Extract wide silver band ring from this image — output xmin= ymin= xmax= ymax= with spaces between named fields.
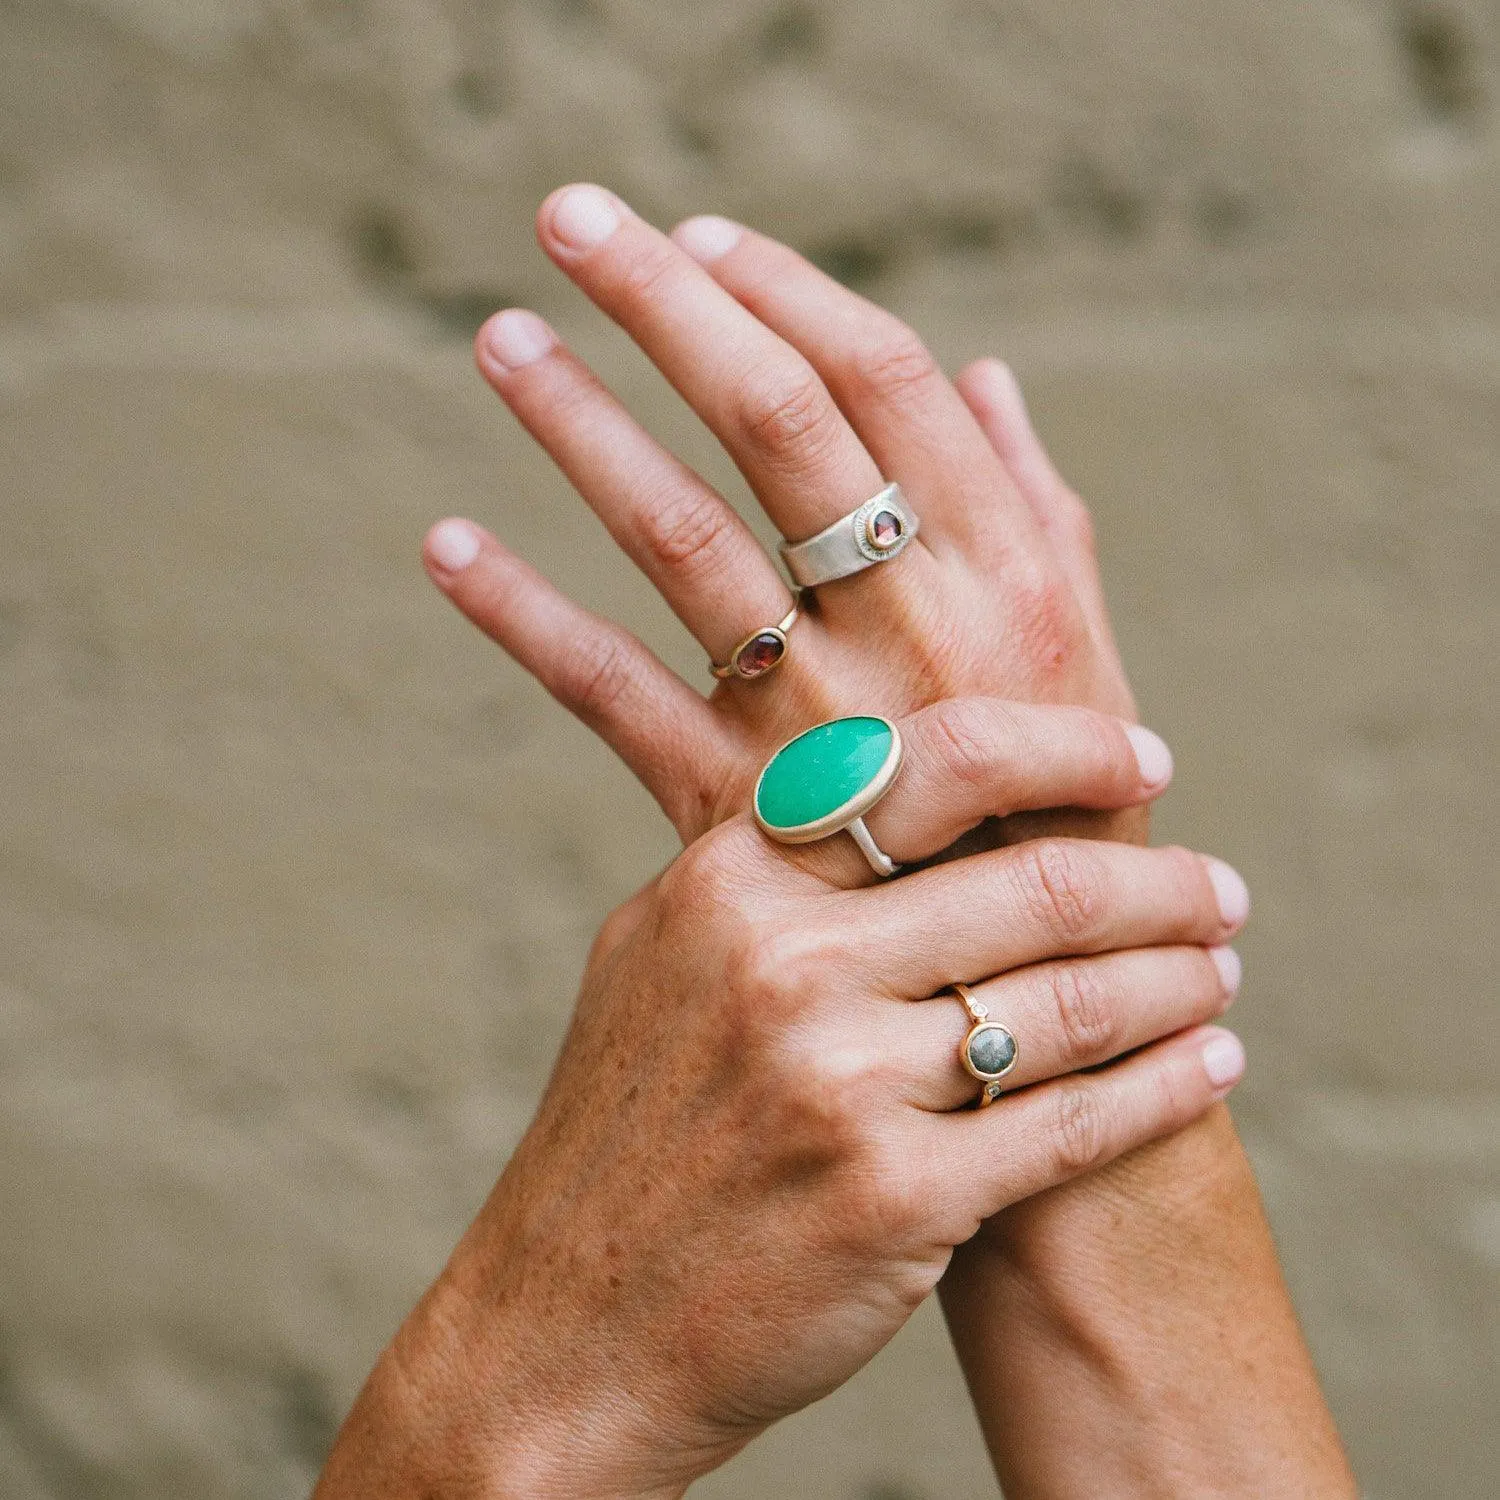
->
xmin=778 ymin=483 xmax=919 ymax=589
xmin=710 ymin=599 xmax=801 ymax=681
xmin=951 ymin=982 xmax=1019 ymax=1107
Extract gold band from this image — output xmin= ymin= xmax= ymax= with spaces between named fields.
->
xmin=710 ymin=599 xmax=801 ymax=681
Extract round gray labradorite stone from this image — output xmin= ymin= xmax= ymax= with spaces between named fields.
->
xmin=966 ymin=1024 xmax=1017 ymax=1078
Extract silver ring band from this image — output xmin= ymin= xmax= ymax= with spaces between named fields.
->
xmin=778 ymin=483 xmax=919 ymax=589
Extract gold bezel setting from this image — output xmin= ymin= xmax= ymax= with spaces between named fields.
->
xmin=710 ymin=599 xmax=801 ymax=681
xmin=961 ymin=1021 xmax=1020 ymax=1084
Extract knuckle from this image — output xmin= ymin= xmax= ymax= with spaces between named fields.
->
xmin=759 ymin=1042 xmax=871 ymax=1170
xmin=1158 ymin=845 xmax=1214 ymax=929
xmin=1076 ymin=709 xmax=1132 ymax=787
xmin=1015 ymin=840 xmax=1104 ymax=943
xmin=850 ymin=1146 xmax=929 ymax=1249
xmin=662 ymin=821 xmax=752 ymax=907
xmin=1048 ymin=962 xmax=1119 ymax=1064
xmin=612 ymin=243 xmax=681 ymax=305
xmin=721 ymin=922 xmax=826 ymax=1025
xmin=558 ymin=630 xmax=639 ymax=722
xmin=1051 ymin=1084 xmax=1110 ymax=1177
xmin=1149 ymin=1059 xmax=1194 ymax=1130
xmin=1006 ymin=561 xmax=1084 ymax=685
xmin=927 ymin=699 xmax=1001 ymax=791
xmin=736 ymin=363 xmax=841 ymax=463
xmin=641 ymin=487 xmax=734 ymax=581
xmin=845 ymin=324 xmax=941 ymax=403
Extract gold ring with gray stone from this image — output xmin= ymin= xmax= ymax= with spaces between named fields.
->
xmin=778 ymin=482 xmax=919 ymax=589
xmin=951 ymin=982 xmax=1019 ymax=1107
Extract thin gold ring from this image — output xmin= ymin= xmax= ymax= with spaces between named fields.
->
xmin=951 ymin=982 xmax=1019 ymax=1107
xmin=710 ymin=599 xmax=801 ymax=681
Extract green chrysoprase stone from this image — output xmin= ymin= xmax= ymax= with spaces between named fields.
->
xmin=755 ymin=716 xmax=894 ymax=831
xmin=967 ymin=1025 xmax=1017 ymax=1078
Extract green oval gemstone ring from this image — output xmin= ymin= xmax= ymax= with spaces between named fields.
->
xmin=753 ymin=714 xmax=904 ymax=877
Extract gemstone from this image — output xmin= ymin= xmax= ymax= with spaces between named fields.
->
xmin=755 ymin=716 xmax=896 ymax=832
xmin=966 ymin=1024 xmax=1017 ymax=1079
xmin=868 ymin=509 xmax=903 ymax=550
xmin=735 ymin=631 xmax=786 ymax=678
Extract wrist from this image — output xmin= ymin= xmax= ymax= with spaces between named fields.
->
xmin=942 ymin=1109 xmax=1357 ymax=1498
xmin=317 ymin=1268 xmax=688 ymax=1500
xmin=971 ymin=1103 xmax=1248 ymax=1274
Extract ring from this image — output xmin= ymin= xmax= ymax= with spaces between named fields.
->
xmin=710 ymin=598 xmax=801 ymax=681
xmin=951 ymin=982 xmax=1018 ymax=1107
xmin=753 ymin=715 xmax=903 ymax=878
xmin=778 ymin=482 xmax=919 ymax=589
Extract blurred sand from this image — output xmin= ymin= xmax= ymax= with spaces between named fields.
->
xmin=1 ymin=1 xmax=1497 ymax=1495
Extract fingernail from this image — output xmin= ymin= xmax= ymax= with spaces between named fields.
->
xmin=1201 ymin=1030 xmax=1247 ymax=1090
xmin=549 ymin=185 xmax=623 ymax=251
xmin=427 ymin=518 xmax=481 ymax=574
xmin=1209 ymin=945 xmax=1242 ymax=1000
xmin=1125 ymin=725 xmax=1174 ymax=790
xmin=1204 ymin=857 xmax=1251 ymax=928
xmin=673 ymin=215 xmax=744 ymax=263
xmin=482 ymin=309 xmax=557 ymax=371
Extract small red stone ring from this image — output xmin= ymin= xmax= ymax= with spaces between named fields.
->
xmin=710 ymin=598 xmax=802 ymax=682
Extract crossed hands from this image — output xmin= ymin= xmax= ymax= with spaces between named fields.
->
xmin=315 ymin=186 xmax=1352 ymax=1500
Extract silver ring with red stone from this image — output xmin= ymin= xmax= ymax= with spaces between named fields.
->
xmin=778 ymin=482 xmax=919 ymax=590
xmin=711 ymin=599 xmax=801 ymax=681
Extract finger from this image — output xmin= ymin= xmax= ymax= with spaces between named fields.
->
xmin=860 ymin=699 xmax=1174 ymax=864
xmin=537 ymin=185 xmax=894 ymax=553
xmin=424 ymin=518 xmax=728 ymax=836
xmin=846 ymin=839 xmax=1252 ymax=998
xmin=672 ymin=216 xmax=1045 ymax=553
xmin=954 ymin=357 xmax=1118 ymax=657
xmin=885 ymin=944 xmax=1241 ymax=1113
xmin=473 ymin=308 xmax=793 ymax=667
xmin=917 ymin=1026 xmax=1247 ymax=1231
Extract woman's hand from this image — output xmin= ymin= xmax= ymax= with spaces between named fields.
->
xmin=315 ymin=702 xmax=1246 ymax=1500
xmin=423 ymin=184 xmax=1139 ymax=846
xmin=406 ymin=188 xmax=1357 ymax=1497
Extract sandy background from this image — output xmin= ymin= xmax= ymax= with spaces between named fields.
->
xmin=1 ymin=1 xmax=1497 ymax=1495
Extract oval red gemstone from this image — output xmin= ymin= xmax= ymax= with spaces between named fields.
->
xmin=869 ymin=509 xmax=902 ymax=549
xmin=736 ymin=632 xmax=786 ymax=677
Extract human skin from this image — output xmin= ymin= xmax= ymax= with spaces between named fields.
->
xmin=316 ymin=699 xmax=1250 ymax=1498
xmin=415 ymin=185 xmax=1357 ymax=1495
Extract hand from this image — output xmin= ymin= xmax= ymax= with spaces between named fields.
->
xmin=408 ymin=188 xmax=1356 ymax=1497
xmin=314 ymin=701 xmax=1246 ymax=1500
xmin=423 ymin=184 xmax=1142 ymax=847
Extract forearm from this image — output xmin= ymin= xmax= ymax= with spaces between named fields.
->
xmin=940 ymin=1107 xmax=1356 ymax=1498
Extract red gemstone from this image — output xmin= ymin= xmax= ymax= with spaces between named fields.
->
xmin=869 ymin=509 xmax=902 ymax=549
xmin=736 ymin=632 xmax=786 ymax=678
